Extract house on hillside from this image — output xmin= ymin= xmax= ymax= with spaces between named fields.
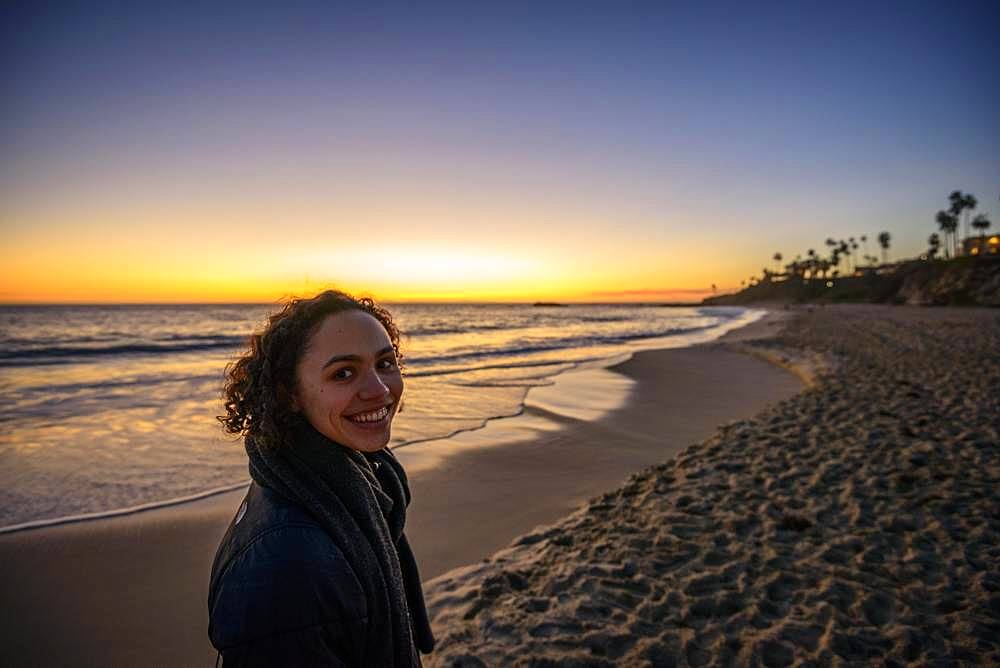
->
xmin=963 ymin=235 xmax=999 ymax=256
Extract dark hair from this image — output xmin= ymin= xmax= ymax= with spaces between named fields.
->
xmin=218 ymin=289 xmax=403 ymax=449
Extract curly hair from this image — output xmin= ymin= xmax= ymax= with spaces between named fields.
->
xmin=218 ymin=289 xmax=403 ymax=449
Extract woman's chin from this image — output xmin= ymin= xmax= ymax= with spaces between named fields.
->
xmin=342 ymin=427 xmax=391 ymax=452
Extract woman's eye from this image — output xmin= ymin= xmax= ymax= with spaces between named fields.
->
xmin=378 ymin=357 xmax=398 ymax=370
xmin=332 ymin=367 xmax=355 ymax=380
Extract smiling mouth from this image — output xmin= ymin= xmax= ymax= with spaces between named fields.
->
xmin=345 ymin=404 xmax=391 ymax=425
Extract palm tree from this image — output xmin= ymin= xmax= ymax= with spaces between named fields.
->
xmin=948 ymin=191 xmax=964 ymax=246
xmin=962 ymin=193 xmax=978 ymax=243
xmin=850 ymin=238 xmax=859 ymax=273
xmin=927 ymin=233 xmax=941 ymax=259
xmin=877 ymin=231 xmax=891 ymax=263
xmin=948 ymin=190 xmax=977 ymax=252
xmin=773 ymin=252 xmax=782 ymax=274
xmin=860 ymin=234 xmax=869 ymax=260
xmin=936 ymin=210 xmax=958 ymax=258
xmin=838 ymin=240 xmax=850 ymax=274
xmin=971 ymin=214 xmax=991 ymax=250
xmin=948 ymin=190 xmax=965 ymax=257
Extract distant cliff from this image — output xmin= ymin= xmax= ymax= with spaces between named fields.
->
xmin=703 ymin=256 xmax=1000 ymax=307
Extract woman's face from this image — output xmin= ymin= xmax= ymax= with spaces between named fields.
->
xmin=291 ymin=309 xmax=403 ymax=453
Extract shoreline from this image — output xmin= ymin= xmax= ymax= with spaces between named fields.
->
xmin=0 ymin=306 xmax=767 ymax=536
xmin=0 ymin=309 xmax=806 ymax=666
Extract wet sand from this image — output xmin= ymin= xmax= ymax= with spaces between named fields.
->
xmin=0 ymin=312 xmax=803 ymax=666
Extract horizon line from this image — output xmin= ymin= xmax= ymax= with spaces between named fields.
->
xmin=0 ymin=299 xmax=713 ymax=307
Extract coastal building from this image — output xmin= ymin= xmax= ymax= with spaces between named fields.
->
xmin=962 ymin=235 xmax=1000 ymax=256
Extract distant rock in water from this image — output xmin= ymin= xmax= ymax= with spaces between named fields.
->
xmin=703 ymin=256 xmax=1000 ymax=307
xmin=532 ymin=302 xmax=567 ymax=307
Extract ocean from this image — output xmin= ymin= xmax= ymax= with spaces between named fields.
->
xmin=0 ymin=303 xmax=762 ymax=530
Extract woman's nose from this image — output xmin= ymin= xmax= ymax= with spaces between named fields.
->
xmin=357 ymin=367 xmax=390 ymax=399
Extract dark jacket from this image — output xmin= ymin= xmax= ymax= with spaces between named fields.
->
xmin=208 ymin=481 xmax=397 ymax=666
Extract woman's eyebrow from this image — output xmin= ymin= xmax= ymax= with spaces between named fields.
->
xmin=322 ymin=345 xmax=394 ymax=369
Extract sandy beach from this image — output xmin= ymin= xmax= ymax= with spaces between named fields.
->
xmin=423 ymin=305 xmax=1000 ymax=666
xmin=0 ymin=311 xmax=802 ymax=666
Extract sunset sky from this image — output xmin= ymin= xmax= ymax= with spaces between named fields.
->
xmin=2 ymin=2 xmax=998 ymax=303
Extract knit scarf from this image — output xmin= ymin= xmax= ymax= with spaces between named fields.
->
xmin=245 ymin=421 xmax=434 ymax=666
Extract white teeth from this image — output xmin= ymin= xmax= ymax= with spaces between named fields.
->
xmin=348 ymin=406 xmax=389 ymax=423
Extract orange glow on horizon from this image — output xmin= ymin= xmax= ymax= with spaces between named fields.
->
xmin=1 ymin=214 xmax=746 ymax=304
xmin=0 ymin=278 xmax=718 ymax=305
xmin=0 ymin=226 xmax=736 ymax=303
xmin=0 ymin=263 xmax=722 ymax=305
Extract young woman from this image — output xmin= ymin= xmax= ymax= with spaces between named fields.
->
xmin=208 ymin=290 xmax=434 ymax=666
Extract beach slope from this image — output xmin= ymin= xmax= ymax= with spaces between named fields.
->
xmin=423 ymin=305 xmax=1000 ymax=666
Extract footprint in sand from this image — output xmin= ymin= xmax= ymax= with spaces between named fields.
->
xmin=702 ymin=548 xmax=732 ymax=566
xmin=777 ymin=622 xmax=824 ymax=652
xmin=582 ymin=630 xmax=635 ymax=660
xmin=757 ymin=638 xmax=795 ymax=667
xmin=861 ymin=591 xmax=895 ymax=626
xmin=764 ymin=573 xmax=801 ymax=602
xmin=528 ymin=619 xmax=583 ymax=638
xmin=684 ymin=573 xmax=722 ymax=597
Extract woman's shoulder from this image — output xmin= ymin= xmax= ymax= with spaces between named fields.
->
xmin=208 ymin=484 xmax=368 ymax=649
xmin=220 ymin=483 xmax=327 ymax=552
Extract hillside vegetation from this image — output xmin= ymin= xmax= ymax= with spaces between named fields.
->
xmin=703 ymin=256 xmax=1000 ymax=307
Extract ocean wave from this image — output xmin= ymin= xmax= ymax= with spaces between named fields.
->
xmin=404 ymin=358 xmax=577 ymax=378
xmin=577 ymin=315 xmax=633 ymax=323
xmin=402 ymin=324 xmax=718 ymax=377
xmin=2 ymin=334 xmax=125 ymax=346
xmin=402 ymin=322 xmax=510 ymax=337
xmin=0 ymin=481 xmax=252 ymax=535
xmin=6 ymin=372 xmax=224 ymax=399
xmin=1 ymin=313 xmax=727 ymax=374
xmin=0 ymin=336 xmax=247 ymax=367
xmin=154 ymin=332 xmax=250 ymax=342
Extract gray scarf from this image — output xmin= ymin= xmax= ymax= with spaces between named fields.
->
xmin=245 ymin=421 xmax=434 ymax=666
